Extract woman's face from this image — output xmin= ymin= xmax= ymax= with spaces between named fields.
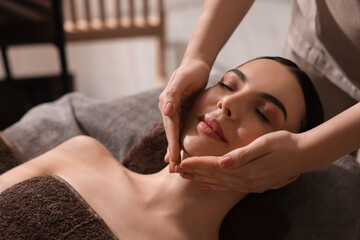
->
xmin=180 ymin=59 xmax=305 ymax=157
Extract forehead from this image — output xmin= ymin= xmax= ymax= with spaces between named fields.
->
xmin=236 ymin=59 xmax=305 ymax=131
xmin=238 ymin=59 xmax=295 ymax=86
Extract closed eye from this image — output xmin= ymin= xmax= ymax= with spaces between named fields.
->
xmin=218 ymin=81 xmax=235 ymax=92
xmin=255 ymin=108 xmax=270 ymax=123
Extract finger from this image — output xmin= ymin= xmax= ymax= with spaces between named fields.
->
xmin=199 ymin=183 xmax=245 ymax=192
xmin=159 ymin=70 xmax=184 ymax=117
xmin=162 ymin=113 xmax=181 ymax=165
xmin=219 ymin=137 xmax=272 ymax=169
xmin=180 ymin=172 xmax=219 ymax=185
xmin=174 ymin=163 xmax=181 ymax=173
xmin=180 ymin=167 xmax=237 ymax=180
xmin=180 ymin=156 xmax=221 ymax=171
xmin=180 ymin=170 xmax=247 ymax=190
xmin=181 ymin=156 xmax=270 ymax=191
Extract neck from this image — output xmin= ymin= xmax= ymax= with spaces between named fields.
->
xmin=128 ymin=152 xmax=247 ymax=238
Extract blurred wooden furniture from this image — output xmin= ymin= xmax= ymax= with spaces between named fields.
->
xmin=63 ymin=0 xmax=166 ymax=84
xmin=0 ymin=0 xmax=73 ymax=129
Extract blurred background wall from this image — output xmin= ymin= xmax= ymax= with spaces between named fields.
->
xmin=0 ymin=0 xmax=291 ymax=100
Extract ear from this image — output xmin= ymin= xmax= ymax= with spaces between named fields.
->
xmin=271 ymin=174 xmax=300 ymax=190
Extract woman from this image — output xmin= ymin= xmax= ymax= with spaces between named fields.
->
xmin=160 ymin=0 xmax=360 ymax=192
xmin=0 ymin=57 xmax=323 ymax=239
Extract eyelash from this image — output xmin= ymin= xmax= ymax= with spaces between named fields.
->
xmin=218 ymin=81 xmax=235 ymax=92
xmin=218 ymin=81 xmax=270 ymax=123
xmin=255 ymin=109 xmax=270 ymax=123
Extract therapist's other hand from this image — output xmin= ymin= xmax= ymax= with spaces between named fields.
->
xmin=180 ymin=131 xmax=306 ymax=192
xmin=159 ymin=59 xmax=210 ymax=172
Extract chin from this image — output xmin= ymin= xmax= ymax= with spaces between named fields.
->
xmin=181 ymin=134 xmax=224 ymax=158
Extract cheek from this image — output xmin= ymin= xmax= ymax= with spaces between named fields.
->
xmin=182 ymin=89 xmax=219 ymax=133
xmin=182 ymin=134 xmax=205 ymax=156
xmin=231 ymin=123 xmax=269 ymax=151
xmin=180 ymin=89 xmax=222 ymax=156
xmin=192 ymin=89 xmax=220 ymax=111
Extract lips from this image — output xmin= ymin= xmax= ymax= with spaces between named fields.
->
xmin=198 ymin=114 xmax=228 ymax=143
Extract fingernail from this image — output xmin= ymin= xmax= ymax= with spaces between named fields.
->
xmin=200 ymin=185 xmax=211 ymax=191
xmin=164 ymin=152 xmax=169 ymax=162
xmin=180 ymin=163 xmax=188 ymax=169
xmin=164 ymin=102 xmax=174 ymax=116
xmin=174 ymin=165 xmax=181 ymax=173
xmin=219 ymin=156 xmax=233 ymax=168
xmin=181 ymin=172 xmax=194 ymax=180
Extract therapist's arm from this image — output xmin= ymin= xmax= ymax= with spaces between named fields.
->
xmin=180 ymin=103 xmax=360 ymax=192
xmin=160 ymin=0 xmax=255 ymax=171
xmin=299 ymin=102 xmax=360 ymax=170
xmin=180 ymin=0 xmax=255 ymax=68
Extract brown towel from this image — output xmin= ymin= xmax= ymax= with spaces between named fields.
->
xmin=0 ymin=132 xmax=22 ymax=174
xmin=123 ymin=122 xmax=168 ymax=173
xmin=0 ymin=175 xmax=118 ymax=240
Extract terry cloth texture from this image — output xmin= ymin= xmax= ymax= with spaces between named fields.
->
xmin=4 ymin=88 xmax=164 ymax=163
xmin=123 ymin=122 xmax=168 ymax=173
xmin=123 ymin=123 xmax=360 ymax=240
xmin=0 ymin=175 xmax=118 ymax=240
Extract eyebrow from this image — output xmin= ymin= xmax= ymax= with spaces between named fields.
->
xmin=258 ymin=93 xmax=287 ymax=120
xmin=227 ymin=69 xmax=288 ymax=121
xmin=227 ymin=69 xmax=246 ymax=83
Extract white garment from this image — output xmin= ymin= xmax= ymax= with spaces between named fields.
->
xmin=287 ymin=0 xmax=360 ymax=101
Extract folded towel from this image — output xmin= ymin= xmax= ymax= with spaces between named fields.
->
xmin=4 ymin=90 xmax=163 ymax=163
xmin=123 ymin=122 xmax=168 ymax=173
xmin=0 ymin=175 xmax=118 ymax=239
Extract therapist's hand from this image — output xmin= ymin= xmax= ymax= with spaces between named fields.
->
xmin=159 ymin=59 xmax=210 ymax=172
xmin=179 ymin=130 xmax=308 ymax=192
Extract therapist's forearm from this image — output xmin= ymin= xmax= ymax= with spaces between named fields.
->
xmin=181 ymin=0 xmax=255 ymax=68
xmin=300 ymin=102 xmax=360 ymax=171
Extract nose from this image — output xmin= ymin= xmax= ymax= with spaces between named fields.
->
xmin=217 ymin=92 xmax=248 ymax=120
xmin=217 ymin=99 xmax=232 ymax=117
xmin=217 ymin=95 xmax=235 ymax=119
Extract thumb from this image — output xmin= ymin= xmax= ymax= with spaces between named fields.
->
xmin=180 ymin=155 xmax=221 ymax=170
xmin=160 ymin=71 xmax=182 ymax=117
xmin=219 ymin=137 xmax=271 ymax=169
xmin=161 ymin=90 xmax=180 ymax=117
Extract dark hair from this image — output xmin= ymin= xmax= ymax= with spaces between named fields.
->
xmin=238 ymin=56 xmax=324 ymax=132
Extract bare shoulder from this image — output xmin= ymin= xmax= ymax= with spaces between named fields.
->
xmin=55 ymin=136 xmax=113 ymax=160
xmin=0 ymin=136 xmax=119 ymax=193
xmin=51 ymin=135 xmax=120 ymax=173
